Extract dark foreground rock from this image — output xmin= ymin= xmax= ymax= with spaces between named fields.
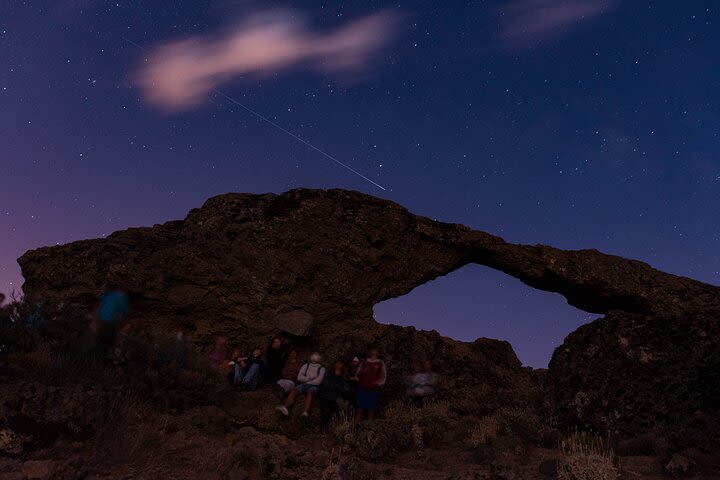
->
xmin=17 ymin=188 xmax=720 ymax=443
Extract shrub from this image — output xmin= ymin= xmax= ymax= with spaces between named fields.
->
xmin=559 ymin=431 xmax=619 ymax=480
xmin=212 ymin=442 xmax=258 ymax=474
xmin=384 ymin=400 xmax=419 ymax=425
xmin=383 ymin=399 xmax=451 ymax=446
xmin=497 ymin=406 xmax=540 ymax=439
xmin=411 ymin=424 xmax=424 ymax=450
xmin=331 ymin=410 xmax=355 ymax=446
xmin=257 ymin=405 xmax=280 ymax=431
xmin=418 ymin=400 xmax=451 ymax=442
xmin=321 ymin=462 xmax=341 ymax=480
xmin=468 ymin=414 xmax=500 ymax=447
xmin=354 ymin=420 xmax=411 ymax=460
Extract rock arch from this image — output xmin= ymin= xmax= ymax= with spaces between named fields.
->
xmin=18 ymin=188 xmax=720 ymax=442
xmin=373 ymin=263 xmax=595 ymax=367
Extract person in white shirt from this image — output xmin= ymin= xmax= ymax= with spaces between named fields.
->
xmin=406 ymin=360 xmax=438 ymax=406
xmin=277 ymin=352 xmax=325 ymax=418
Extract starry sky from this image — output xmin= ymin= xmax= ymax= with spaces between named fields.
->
xmin=1 ymin=1 xmax=718 ymax=367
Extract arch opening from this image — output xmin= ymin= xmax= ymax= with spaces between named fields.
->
xmin=373 ymin=264 xmax=597 ymax=368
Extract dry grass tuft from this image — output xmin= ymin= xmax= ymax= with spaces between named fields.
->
xmin=411 ymin=424 xmax=424 ymax=450
xmin=383 ymin=399 xmax=451 ymax=447
xmin=418 ymin=399 xmax=451 ymax=442
xmin=212 ymin=441 xmax=258 ymax=474
xmin=257 ymin=405 xmax=280 ymax=431
xmin=469 ymin=414 xmax=500 ymax=447
xmin=558 ymin=430 xmax=619 ymax=480
xmin=321 ymin=451 xmax=343 ymax=480
xmin=384 ymin=400 xmax=419 ymax=425
xmin=331 ymin=410 xmax=356 ymax=446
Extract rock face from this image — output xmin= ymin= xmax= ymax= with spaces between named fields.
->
xmin=17 ymin=188 xmax=720 ymax=441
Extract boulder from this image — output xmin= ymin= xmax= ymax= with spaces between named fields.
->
xmin=273 ymin=309 xmax=314 ymax=336
xmin=545 ymin=309 xmax=720 ymax=445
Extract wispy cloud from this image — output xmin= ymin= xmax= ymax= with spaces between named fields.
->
xmin=135 ymin=10 xmax=398 ymax=111
xmin=499 ymin=0 xmax=618 ymax=51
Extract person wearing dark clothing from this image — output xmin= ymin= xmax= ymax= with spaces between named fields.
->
xmin=0 ymin=293 xmax=9 ymax=330
xmin=94 ymin=288 xmax=129 ymax=361
xmin=319 ymin=360 xmax=350 ymax=430
xmin=264 ymin=337 xmax=287 ymax=383
xmin=277 ymin=349 xmax=302 ymax=392
xmin=233 ymin=348 xmax=265 ymax=390
xmin=347 ymin=356 xmax=361 ymax=403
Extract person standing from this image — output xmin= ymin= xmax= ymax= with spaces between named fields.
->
xmin=406 ymin=359 xmax=438 ymax=406
xmin=264 ymin=336 xmax=287 ymax=383
xmin=94 ymin=286 xmax=129 ymax=361
xmin=319 ymin=360 xmax=350 ymax=430
xmin=354 ymin=348 xmax=386 ymax=423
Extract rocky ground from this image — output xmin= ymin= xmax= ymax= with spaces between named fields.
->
xmin=1 ymin=314 xmax=718 ymax=480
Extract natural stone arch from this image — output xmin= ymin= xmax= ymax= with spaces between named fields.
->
xmin=19 ymin=188 xmax=716 ymax=329
xmin=17 ymin=188 xmax=720 ymax=443
xmin=373 ymin=263 xmax=595 ymax=367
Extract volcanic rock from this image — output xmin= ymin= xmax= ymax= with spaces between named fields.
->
xmin=17 ymin=188 xmax=720 ymax=441
xmin=22 ymin=460 xmax=56 ymax=480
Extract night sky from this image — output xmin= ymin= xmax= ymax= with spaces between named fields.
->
xmin=2 ymin=1 xmax=718 ymax=367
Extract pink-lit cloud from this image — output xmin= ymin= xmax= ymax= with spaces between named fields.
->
xmin=135 ymin=10 xmax=398 ymax=110
xmin=499 ymin=0 xmax=618 ymax=51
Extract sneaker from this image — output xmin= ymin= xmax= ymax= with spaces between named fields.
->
xmin=276 ymin=406 xmax=289 ymax=416
xmin=300 ymin=411 xmax=309 ymax=418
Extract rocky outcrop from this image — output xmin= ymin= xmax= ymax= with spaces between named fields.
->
xmin=545 ymin=308 xmax=720 ymax=445
xmin=17 ymin=188 xmax=720 ymax=441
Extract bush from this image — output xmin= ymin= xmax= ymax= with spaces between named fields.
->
xmin=382 ymin=399 xmax=452 ymax=447
xmin=384 ymin=400 xmax=418 ymax=425
xmin=354 ymin=420 xmax=411 ymax=460
xmin=559 ymin=431 xmax=619 ymax=480
xmin=468 ymin=414 xmax=500 ymax=447
xmin=497 ymin=406 xmax=540 ymax=440
xmin=257 ymin=405 xmax=280 ymax=431
xmin=331 ymin=410 xmax=355 ymax=447
xmin=418 ymin=400 xmax=451 ymax=442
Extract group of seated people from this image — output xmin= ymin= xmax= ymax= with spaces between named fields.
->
xmin=209 ymin=336 xmax=439 ymax=428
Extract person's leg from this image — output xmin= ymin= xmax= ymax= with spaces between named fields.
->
xmin=367 ymin=391 xmax=378 ymax=420
xmin=242 ymin=363 xmax=261 ymax=390
xmin=285 ymin=389 xmax=299 ymax=407
xmin=96 ymin=323 xmax=117 ymax=361
xmin=329 ymin=401 xmax=340 ymax=426
xmin=303 ymin=388 xmax=314 ymax=414
xmin=233 ymin=364 xmax=243 ymax=384
xmin=319 ymin=398 xmax=330 ymax=429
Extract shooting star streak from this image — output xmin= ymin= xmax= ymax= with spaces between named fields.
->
xmin=122 ymin=37 xmax=387 ymax=191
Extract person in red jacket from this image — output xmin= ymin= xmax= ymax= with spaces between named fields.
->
xmin=354 ymin=347 xmax=387 ymax=423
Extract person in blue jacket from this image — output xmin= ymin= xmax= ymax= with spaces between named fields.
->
xmin=95 ymin=285 xmax=129 ymax=360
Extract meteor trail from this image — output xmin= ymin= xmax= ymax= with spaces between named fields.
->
xmin=122 ymin=37 xmax=387 ymax=191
